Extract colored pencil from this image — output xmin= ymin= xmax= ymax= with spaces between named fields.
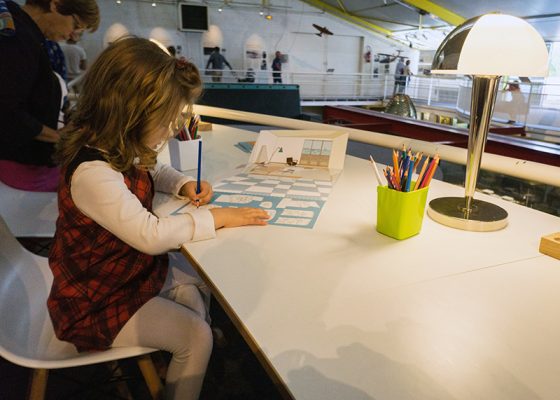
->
xmin=419 ymin=156 xmax=437 ymax=189
xmin=392 ymin=150 xmax=401 ymax=188
xmin=196 ymin=139 xmax=202 ymax=207
xmin=369 ymin=155 xmax=384 ymax=186
xmin=401 ymin=153 xmax=410 ymax=187
xmin=413 ymin=152 xmax=422 ymax=172
xmin=382 ymin=147 xmax=438 ymax=192
xmin=405 ymin=159 xmax=414 ymax=192
xmin=420 ymin=155 xmax=439 ymax=188
xmin=413 ymin=156 xmax=430 ymax=191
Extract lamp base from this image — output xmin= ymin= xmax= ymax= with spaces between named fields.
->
xmin=427 ymin=197 xmax=508 ymax=232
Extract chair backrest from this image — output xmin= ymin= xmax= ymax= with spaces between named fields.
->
xmin=0 ymin=216 xmax=77 ymax=367
xmin=0 ymin=181 xmax=57 ymax=237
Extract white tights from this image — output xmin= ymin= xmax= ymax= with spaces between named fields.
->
xmin=113 ymin=252 xmax=213 ymax=400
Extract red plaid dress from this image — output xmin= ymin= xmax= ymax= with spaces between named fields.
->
xmin=47 ymin=148 xmax=168 ymax=352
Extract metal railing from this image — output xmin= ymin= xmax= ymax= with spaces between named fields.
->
xmin=200 ymin=69 xmax=560 ymax=138
xmin=405 ymin=76 xmax=560 ymax=142
xmin=193 ymin=104 xmax=560 ymax=187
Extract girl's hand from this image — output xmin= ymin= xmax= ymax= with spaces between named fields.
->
xmin=180 ymin=180 xmax=213 ymax=206
xmin=210 ymin=207 xmax=270 ymax=229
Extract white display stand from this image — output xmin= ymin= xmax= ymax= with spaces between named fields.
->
xmin=248 ymin=129 xmax=349 ymax=181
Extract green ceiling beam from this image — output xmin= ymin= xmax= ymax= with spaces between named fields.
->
xmin=300 ymin=0 xmax=393 ymax=36
xmin=402 ymin=0 xmax=465 ymax=26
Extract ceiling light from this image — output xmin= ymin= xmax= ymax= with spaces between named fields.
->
xmin=151 ymin=2 xmax=156 ymax=6
xmin=218 ymin=7 xmax=223 ymax=12
xmin=116 ymin=0 xmax=121 ymax=3
xmin=259 ymin=10 xmax=264 ymax=15
xmin=265 ymin=14 xmax=272 ymax=20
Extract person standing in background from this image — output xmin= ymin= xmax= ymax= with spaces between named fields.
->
xmin=404 ymin=59 xmax=413 ymax=87
xmin=61 ymin=32 xmax=87 ymax=82
xmin=394 ymin=57 xmax=405 ymax=94
xmin=272 ymin=51 xmax=282 ymax=83
xmin=205 ymin=46 xmax=232 ymax=82
xmin=0 ymin=0 xmax=99 ymax=192
xmin=260 ymin=51 xmax=267 ymax=71
xmin=0 ymin=0 xmax=15 ymax=36
xmin=45 ymin=39 xmax=67 ymax=81
xmin=44 ymin=38 xmax=69 ymax=129
xmin=45 ymin=39 xmax=69 ymax=131
xmin=505 ymin=81 xmax=528 ymax=123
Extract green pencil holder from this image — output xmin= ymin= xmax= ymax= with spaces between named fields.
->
xmin=376 ymin=185 xmax=429 ymax=240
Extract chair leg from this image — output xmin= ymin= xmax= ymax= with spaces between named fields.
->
xmin=150 ymin=351 xmax=168 ymax=381
xmin=28 ymin=369 xmax=48 ymax=400
xmin=137 ymin=354 xmax=164 ymax=400
xmin=107 ymin=360 xmax=132 ymax=399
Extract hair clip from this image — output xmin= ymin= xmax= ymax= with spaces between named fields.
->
xmin=175 ymin=58 xmax=189 ymax=70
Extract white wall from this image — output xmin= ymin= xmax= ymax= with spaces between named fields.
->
xmin=78 ymin=0 xmax=419 ymax=77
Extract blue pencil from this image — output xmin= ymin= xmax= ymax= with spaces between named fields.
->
xmin=196 ymin=139 xmax=202 ymax=196
xmin=405 ymin=159 xmax=414 ymax=192
xmin=400 ymin=154 xmax=409 ymax=186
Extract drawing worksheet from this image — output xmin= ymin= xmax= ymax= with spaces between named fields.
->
xmin=171 ymin=173 xmax=333 ymax=229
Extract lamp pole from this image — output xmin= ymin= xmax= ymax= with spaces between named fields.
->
xmin=427 ymin=73 xmax=509 ymax=231
xmin=464 ymin=75 xmax=500 ymax=214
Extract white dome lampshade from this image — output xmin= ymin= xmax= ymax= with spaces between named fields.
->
xmin=427 ymin=14 xmax=549 ymax=232
xmin=432 ymin=14 xmax=549 ymax=77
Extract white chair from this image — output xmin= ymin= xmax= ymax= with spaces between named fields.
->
xmin=0 ymin=216 xmax=163 ymax=400
xmin=0 ymin=181 xmax=57 ymax=237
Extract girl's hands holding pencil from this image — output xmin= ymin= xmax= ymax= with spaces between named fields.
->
xmin=180 ymin=180 xmax=269 ymax=228
xmin=180 ymin=180 xmax=213 ymax=206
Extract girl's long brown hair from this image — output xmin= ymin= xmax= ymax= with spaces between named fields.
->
xmin=55 ymin=37 xmax=202 ymax=171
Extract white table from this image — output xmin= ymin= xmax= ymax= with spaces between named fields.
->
xmin=167 ymin=125 xmax=560 ymax=400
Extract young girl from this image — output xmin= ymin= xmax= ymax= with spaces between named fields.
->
xmin=47 ymin=37 xmax=269 ymax=400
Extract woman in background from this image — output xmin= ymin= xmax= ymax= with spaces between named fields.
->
xmin=0 ymin=0 xmax=99 ymax=191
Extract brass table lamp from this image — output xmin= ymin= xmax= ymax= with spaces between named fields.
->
xmin=427 ymin=14 xmax=548 ymax=231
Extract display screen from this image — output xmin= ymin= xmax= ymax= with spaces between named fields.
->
xmin=179 ymin=4 xmax=208 ymax=31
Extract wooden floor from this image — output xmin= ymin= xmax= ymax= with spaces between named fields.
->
xmin=0 ymin=238 xmax=283 ymax=400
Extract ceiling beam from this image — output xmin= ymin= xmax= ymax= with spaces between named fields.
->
xmin=352 ymin=3 xmax=399 ymax=13
xmin=300 ymin=0 xmax=393 ymax=36
xmin=392 ymin=24 xmax=449 ymax=32
xmin=524 ymin=12 xmax=560 ymax=20
xmin=401 ymin=0 xmax=465 ymax=26
xmin=335 ymin=0 xmax=347 ymax=14
xmin=361 ymin=16 xmax=419 ymax=28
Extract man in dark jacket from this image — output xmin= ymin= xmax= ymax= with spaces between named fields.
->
xmin=205 ymin=46 xmax=232 ymax=82
xmin=272 ymin=51 xmax=282 ymax=83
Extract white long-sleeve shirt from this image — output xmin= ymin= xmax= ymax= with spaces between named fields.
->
xmin=70 ymin=160 xmax=216 ymax=255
